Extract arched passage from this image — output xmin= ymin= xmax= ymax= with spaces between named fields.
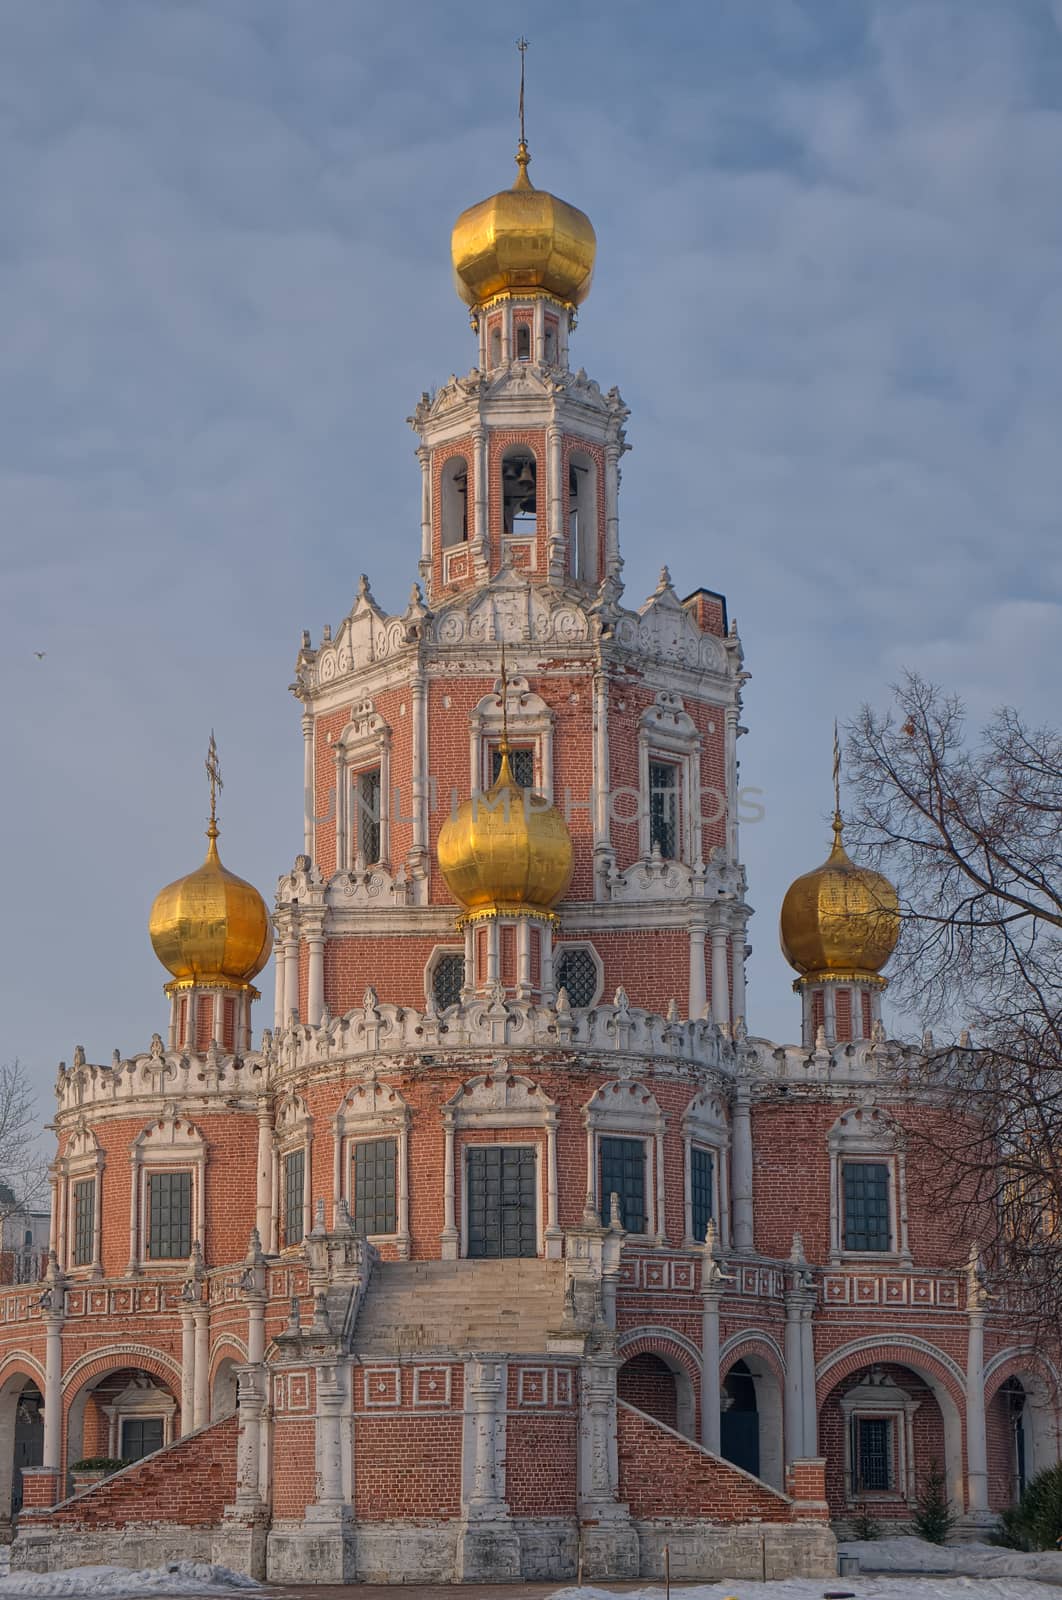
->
xmin=817 ymin=1345 xmax=965 ymax=1523
xmin=211 ymin=1356 xmax=241 ymax=1422
xmin=985 ymin=1353 xmax=1062 ymax=1510
xmin=65 ymin=1365 xmax=180 ymax=1472
xmin=0 ymin=1366 xmax=44 ymax=1525
xmin=617 ymin=1335 xmax=698 ymax=1440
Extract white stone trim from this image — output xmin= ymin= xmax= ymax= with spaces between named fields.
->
xmin=103 ymin=1375 xmax=178 ymax=1458
xmin=583 ymin=1079 xmax=666 ymax=1243
xmin=333 ymin=1077 xmax=410 ymax=1258
xmin=334 ymin=699 xmax=392 ymax=872
xmin=57 ymin=1126 xmax=104 ymax=1276
xmin=839 ymin=1373 xmax=920 ymax=1502
xmin=637 ymin=692 xmax=702 ymax=865
xmin=470 ymin=676 xmax=555 ymax=802
xmin=273 ymin=1092 xmax=314 ymax=1253
xmin=425 ymin=943 xmax=467 ymax=1012
xmin=827 ymin=1106 xmax=911 ymax=1266
xmin=441 ymin=1064 xmax=560 ymax=1260
xmin=682 ymin=1091 xmax=731 ymax=1248
xmin=129 ymin=1117 xmax=206 ymax=1272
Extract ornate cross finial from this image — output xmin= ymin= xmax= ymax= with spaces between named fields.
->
xmin=514 ymin=37 xmax=531 ymax=186
xmin=499 ymin=639 xmax=511 ymax=756
xmin=205 ymin=730 xmax=223 ymax=838
xmin=832 ymin=719 xmax=843 ymax=843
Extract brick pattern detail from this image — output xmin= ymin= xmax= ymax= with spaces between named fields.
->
xmin=46 ymin=1415 xmax=237 ymax=1528
xmin=617 ymin=1400 xmax=790 ymax=1522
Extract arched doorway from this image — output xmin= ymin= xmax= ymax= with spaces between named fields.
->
xmin=721 ymin=1360 xmax=759 ymax=1477
xmin=985 ymin=1362 xmax=1062 ymax=1510
xmin=211 ymin=1357 xmax=240 ymax=1421
xmin=0 ymin=1373 xmax=43 ymax=1524
xmin=618 ymin=1350 xmax=696 ymax=1439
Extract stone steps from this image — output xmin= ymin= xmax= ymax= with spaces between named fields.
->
xmin=352 ymin=1257 xmax=567 ymax=1356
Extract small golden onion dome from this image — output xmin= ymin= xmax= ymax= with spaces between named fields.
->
xmin=149 ymin=822 xmax=272 ymax=991
xmin=451 ymin=142 xmax=596 ymax=309
xmin=437 ymin=750 xmax=574 ymax=918
xmin=779 ymin=815 xmax=900 ymax=982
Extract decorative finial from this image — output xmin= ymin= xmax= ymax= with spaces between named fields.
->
xmin=499 ymin=639 xmax=511 ymax=758
xmin=832 ymin=720 xmax=843 ymax=844
xmin=205 ymin=730 xmax=223 ymax=841
xmin=514 ymin=37 xmax=532 ymax=189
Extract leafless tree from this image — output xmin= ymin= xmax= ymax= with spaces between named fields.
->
xmin=0 ymin=1061 xmax=48 ymax=1281
xmin=845 ymin=672 xmax=1062 ymax=1332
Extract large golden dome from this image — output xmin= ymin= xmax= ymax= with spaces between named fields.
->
xmin=779 ymin=816 xmax=899 ymax=982
xmin=437 ymin=749 xmax=574 ymax=919
xmin=150 ymin=822 xmax=272 ymax=992
xmin=451 ymin=143 xmax=596 ymax=309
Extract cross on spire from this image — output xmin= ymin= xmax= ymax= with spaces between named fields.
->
xmin=832 ymin=720 xmax=844 ymax=842
xmin=205 ymin=730 xmax=223 ymax=837
xmin=499 ymin=640 xmax=511 ymax=756
xmin=517 ymin=36 xmax=529 ymax=147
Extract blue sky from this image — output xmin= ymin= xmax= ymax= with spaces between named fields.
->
xmin=2 ymin=0 xmax=1061 ymax=1103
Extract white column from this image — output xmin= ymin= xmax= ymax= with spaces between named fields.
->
xmin=43 ymin=1314 xmax=63 ymax=1471
xmin=193 ymin=1309 xmax=210 ymax=1429
xmin=689 ymin=920 xmax=707 ymax=1017
xmin=801 ymin=1302 xmax=818 ymax=1457
xmin=92 ymin=1166 xmax=103 ymax=1277
xmin=283 ymin=935 xmax=299 ymax=1024
xmin=411 ymin=669 xmax=429 ymax=887
xmin=255 ymin=1104 xmax=273 ymax=1248
xmin=604 ymin=442 xmax=621 ymax=577
xmin=273 ymin=946 xmax=285 ymax=1031
xmin=473 ymin=426 xmax=488 ymax=569
xmin=654 ymin=1128 xmax=667 ymax=1244
xmin=700 ymin=1285 xmax=723 ymax=1453
xmin=397 ymin=1121 xmax=411 ymax=1259
xmin=302 ymin=709 xmax=315 ymax=859
xmin=577 ymin=1352 xmax=624 ymax=1514
xmin=485 ymin=921 xmax=499 ymax=988
xmin=966 ymin=1304 xmax=989 ymax=1513
xmin=731 ymin=1080 xmax=754 ymax=1252
xmin=48 ymin=1177 xmax=59 ymax=1256
xmin=462 ymin=1358 xmax=508 ymax=1517
xmin=441 ymin=1112 xmax=459 ymax=1259
xmin=417 ymin=444 xmax=432 ymax=577
xmin=500 ymin=304 xmax=512 ymax=363
xmin=516 ymin=917 xmax=531 ymax=999
xmin=547 ymin=423 xmax=564 ymax=577
xmin=724 ymin=707 xmax=739 ymax=862
xmin=56 ymin=1176 xmax=68 ymax=1269
xmin=186 ymin=990 xmax=199 ymax=1052
xmin=784 ymin=1293 xmax=803 ymax=1468
xmin=180 ymin=1309 xmax=196 ymax=1435
xmin=731 ymin=929 xmax=747 ymax=1027
xmin=312 ymin=1362 xmax=349 ymax=1513
xmin=541 ymin=925 xmax=555 ymax=999
xmin=307 ymin=934 xmax=325 ymax=1026
xmin=544 ymin=1115 xmax=561 ymax=1258
xmin=533 ymin=297 xmax=545 ymax=360
xmin=823 ymin=984 xmax=837 ymax=1044
xmin=167 ymin=996 xmax=178 ymax=1051
xmin=558 ymin=309 xmax=571 ymax=367
xmin=127 ymin=1150 xmax=140 ymax=1273
xmin=711 ymin=927 xmax=731 ymax=1028
xmin=592 ymin=669 xmax=611 ymax=899
xmin=234 ymin=1364 xmax=266 ymax=1508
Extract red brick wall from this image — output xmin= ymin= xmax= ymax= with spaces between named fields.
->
xmin=353 ymin=1417 xmax=462 ymax=1519
xmin=617 ymin=1353 xmax=678 ymax=1429
xmin=617 ymin=1400 xmax=789 ymax=1521
xmin=48 ymin=1415 xmax=237 ymax=1528
xmin=506 ymin=1414 xmax=578 ymax=1514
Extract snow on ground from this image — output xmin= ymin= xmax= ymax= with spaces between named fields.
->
xmin=551 ymin=1576 xmax=1062 ymax=1600
xmin=0 ymin=1564 xmax=258 ymax=1597
xmin=841 ymin=1535 xmax=1062 ymax=1582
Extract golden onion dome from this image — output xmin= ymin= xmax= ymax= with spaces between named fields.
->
xmin=437 ymin=749 xmax=574 ymax=918
xmin=149 ymin=822 xmax=272 ymax=991
xmin=451 ymin=142 xmax=596 ymax=309
xmin=779 ymin=815 xmax=900 ymax=982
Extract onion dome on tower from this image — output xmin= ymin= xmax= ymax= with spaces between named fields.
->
xmin=779 ymin=736 xmax=899 ymax=1047
xmin=148 ymin=736 xmax=271 ymax=1052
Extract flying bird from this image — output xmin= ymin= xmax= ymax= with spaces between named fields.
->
xmin=33 ymin=652 xmax=45 ymax=660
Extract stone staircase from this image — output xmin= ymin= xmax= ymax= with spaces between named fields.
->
xmin=352 ymin=1257 xmax=568 ymax=1356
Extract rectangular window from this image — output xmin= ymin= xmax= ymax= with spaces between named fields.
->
xmin=843 ymin=1161 xmax=891 ymax=1252
xmin=147 ymin=1171 xmax=192 ymax=1260
xmin=121 ymin=1417 xmax=164 ymax=1463
xmin=284 ymin=1149 xmax=305 ymax=1246
xmin=854 ymin=1416 xmax=893 ymax=1491
xmin=352 ymin=1137 xmax=397 ymax=1236
xmin=599 ymin=1135 xmax=646 ymax=1233
xmin=690 ymin=1146 xmax=714 ymax=1244
xmin=356 ymin=767 xmax=382 ymax=864
xmin=835 ymin=988 xmax=852 ymax=1041
xmin=492 ymin=746 xmax=535 ymax=789
xmin=72 ymin=1178 xmax=95 ymax=1268
xmin=648 ymin=760 xmax=679 ymax=858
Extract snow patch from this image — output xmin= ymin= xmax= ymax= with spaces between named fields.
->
xmin=549 ymin=1577 xmax=1062 ymax=1600
xmin=0 ymin=1563 xmax=259 ymax=1597
xmin=841 ymin=1534 xmax=1062 ymax=1581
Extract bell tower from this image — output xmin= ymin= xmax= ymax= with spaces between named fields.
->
xmin=409 ymin=53 xmax=627 ymax=601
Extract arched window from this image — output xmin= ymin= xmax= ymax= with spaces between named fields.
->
xmin=515 ymin=322 xmax=531 ymax=360
xmin=501 ymin=448 xmax=537 ymax=536
xmin=568 ymin=452 xmax=598 ymax=584
xmin=441 ymin=456 xmax=469 ymax=549
xmin=489 ymin=325 xmax=502 ymax=367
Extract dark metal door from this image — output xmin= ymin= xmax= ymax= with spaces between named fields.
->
xmin=720 ymin=1410 xmax=760 ymax=1477
xmin=466 ymin=1146 xmax=537 ymax=1258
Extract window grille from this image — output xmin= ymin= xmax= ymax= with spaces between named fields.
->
xmin=854 ymin=1416 xmax=892 ymax=1491
xmin=648 ymin=760 xmax=679 ymax=858
xmin=147 ymin=1171 xmax=192 ymax=1260
xmin=284 ymin=1149 xmax=305 ymax=1246
xmin=691 ymin=1147 xmax=714 ymax=1244
xmin=555 ymin=947 xmax=598 ymax=1007
xmin=356 ymin=768 xmax=382 ymax=863
xmin=352 ymin=1138 xmax=397 ymax=1236
xmin=72 ymin=1178 xmax=95 ymax=1267
xmin=121 ymin=1417 xmax=164 ymax=1463
xmin=599 ymin=1136 xmax=646 ymax=1233
xmin=843 ymin=1161 xmax=891 ymax=1251
xmin=432 ymin=953 xmax=465 ymax=1010
xmin=492 ymin=746 xmax=535 ymax=789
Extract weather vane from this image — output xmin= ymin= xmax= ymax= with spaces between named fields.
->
xmin=205 ymin=731 xmax=223 ymax=833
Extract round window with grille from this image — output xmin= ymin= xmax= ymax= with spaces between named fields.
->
xmin=431 ymin=952 xmax=465 ymax=1010
xmin=555 ymin=946 xmax=598 ymax=1007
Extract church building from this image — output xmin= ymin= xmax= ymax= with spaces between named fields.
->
xmin=0 ymin=124 xmax=1056 ymax=1587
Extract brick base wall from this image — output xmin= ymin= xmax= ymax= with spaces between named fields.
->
xmin=617 ymin=1399 xmax=790 ymax=1522
xmin=46 ymin=1415 xmax=237 ymax=1529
